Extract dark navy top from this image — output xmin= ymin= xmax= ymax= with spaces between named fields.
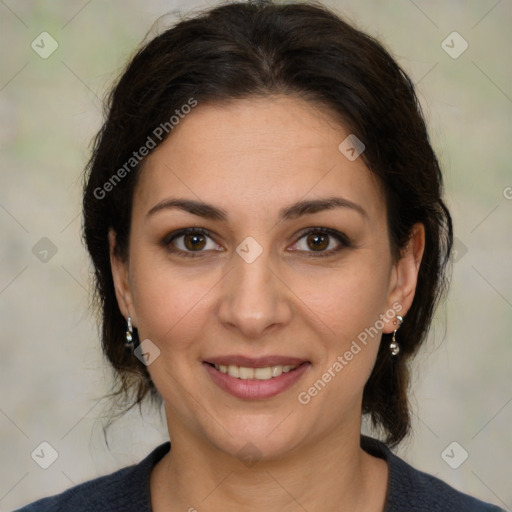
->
xmin=14 ymin=436 xmax=505 ymax=511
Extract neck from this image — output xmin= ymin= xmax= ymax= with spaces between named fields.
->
xmin=150 ymin=414 xmax=388 ymax=512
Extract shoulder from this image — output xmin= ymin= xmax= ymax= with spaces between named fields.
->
xmin=361 ymin=436 xmax=505 ymax=512
xmin=14 ymin=442 xmax=170 ymax=512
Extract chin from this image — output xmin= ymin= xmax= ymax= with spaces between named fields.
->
xmin=192 ymin=409 xmax=312 ymax=464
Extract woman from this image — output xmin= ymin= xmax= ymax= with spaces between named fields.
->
xmin=16 ymin=1 xmax=504 ymax=511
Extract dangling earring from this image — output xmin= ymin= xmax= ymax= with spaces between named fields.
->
xmin=390 ymin=315 xmax=403 ymax=356
xmin=125 ymin=316 xmax=134 ymax=347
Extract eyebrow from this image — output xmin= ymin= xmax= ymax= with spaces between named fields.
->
xmin=146 ymin=196 xmax=368 ymax=221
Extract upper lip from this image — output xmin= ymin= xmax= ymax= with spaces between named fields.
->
xmin=204 ymin=355 xmax=308 ymax=368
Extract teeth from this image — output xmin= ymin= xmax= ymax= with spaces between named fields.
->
xmin=255 ymin=367 xmax=272 ymax=380
xmin=213 ymin=364 xmax=298 ymax=380
xmin=271 ymin=366 xmax=283 ymax=377
xmin=227 ymin=364 xmax=239 ymax=378
xmin=239 ymin=366 xmax=254 ymax=379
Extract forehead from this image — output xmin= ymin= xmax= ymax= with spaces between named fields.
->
xmin=134 ymin=95 xmax=386 ymax=223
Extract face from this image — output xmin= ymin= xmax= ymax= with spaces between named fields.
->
xmin=111 ymin=95 xmax=423 ymax=461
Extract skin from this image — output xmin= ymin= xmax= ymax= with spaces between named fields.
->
xmin=110 ymin=95 xmax=425 ymax=511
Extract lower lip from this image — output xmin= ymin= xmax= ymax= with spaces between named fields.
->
xmin=204 ymin=362 xmax=310 ymax=400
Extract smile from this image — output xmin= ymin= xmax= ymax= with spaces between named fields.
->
xmin=204 ymin=358 xmax=310 ymax=400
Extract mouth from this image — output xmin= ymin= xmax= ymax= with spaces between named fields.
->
xmin=203 ymin=356 xmax=310 ymax=399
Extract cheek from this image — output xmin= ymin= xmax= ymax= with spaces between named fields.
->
xmin=290 ymin=260 xmax=392 ymax=343
xmin=129 ymin=253 xmax=220 ymax=352
xmin=129 ymin=264 xmax=218 ymax=408
xmin=288 ymin=255 xmax=392 ymax=409
xmin=294 ymin=271 xmax=388 ymax=421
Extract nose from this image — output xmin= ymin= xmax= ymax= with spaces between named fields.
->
xmin=217 ymin=247 xmax=293 ymax=339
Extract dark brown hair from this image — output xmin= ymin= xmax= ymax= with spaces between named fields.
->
xmin=83 ymin=0 xmax=452 ymax=446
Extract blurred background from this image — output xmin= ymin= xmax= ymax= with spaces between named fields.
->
xmin=1 ymin=0 xmax=511 ymax=510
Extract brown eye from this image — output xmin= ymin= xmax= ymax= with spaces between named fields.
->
xmin=306 ymin=233 xmax=329 ymax=251
xmin=289 ymin=227 xmax=351 ymax=256
xmin=164 ymin=228 xmax=223 ymax=257
xmin=184 ymin=233 xmax=207 ymax=251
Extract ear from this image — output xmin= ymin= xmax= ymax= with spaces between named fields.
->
xmin=109 ymin=229 xmax=136 ymax=324
xmin=383 ymin=223 xmax=425 ymax=333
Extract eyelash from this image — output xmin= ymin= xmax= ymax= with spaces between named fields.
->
xmin=289 ymin=227 xmax=352 ymax=258
xmin=162 ymin=227 xmax=352 ymax=259
xmin=162 ymin=228 xmax=217 ymax=258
